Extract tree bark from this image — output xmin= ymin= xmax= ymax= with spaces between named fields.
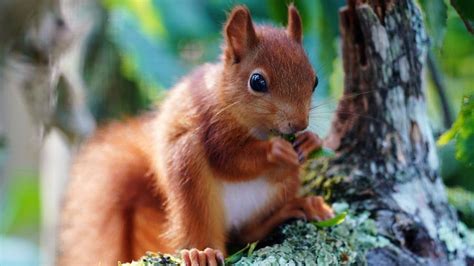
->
xmin=323 ymin=0 xmax=469 ymax=264
xmin=0 ymin=1 xmax=97 ymax=264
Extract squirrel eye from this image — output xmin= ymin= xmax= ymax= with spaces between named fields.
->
xmin=249 ymin=73 xmax=268 ymax=93
xmin=313 ymin=77 xmax=319 ymax=92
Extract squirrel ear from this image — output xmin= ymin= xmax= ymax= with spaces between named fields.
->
xmin=224 ymin=6 xmax=258 ymax=63
xmin=287 ymin=4 xmax=302 ymax=44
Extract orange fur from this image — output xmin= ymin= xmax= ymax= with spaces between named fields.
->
xmin=58 ymin=5 xmax=333 ymax=266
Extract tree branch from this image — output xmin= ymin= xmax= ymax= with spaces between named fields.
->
xmin=427 ymin=50 xmax=453 ymax=129
xmin=450 ymin=0 xmax=474 ymax=35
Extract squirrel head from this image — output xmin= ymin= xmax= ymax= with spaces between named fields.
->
xmin=219 ymin=4 xmax=318 ymax=138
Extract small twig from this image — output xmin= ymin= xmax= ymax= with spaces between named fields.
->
xmin=427 ymin=50 xmax=453 ymax=129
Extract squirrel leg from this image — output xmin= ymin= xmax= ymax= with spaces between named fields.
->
xmin=161 ymin=136 xmax=228 ymax=264
xmin=238 ymin=196 xmax=334 ymax=244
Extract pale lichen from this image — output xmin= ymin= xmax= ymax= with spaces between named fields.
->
xmin=120 ymin=203 xmax=393 ymax=266
xmin=438 ymin=220 xmax=474 ymax=261
xmin=392 ymin=178 xmax=438 ymax=239
xmin=121 ymin=252 xmax=180 ymax=266
xmin=233 ymin=205 xmax=390 ymax=265
xmin=457 ymin=222 xmax=474 ymax=258
xmin=438 ymin=221 xmax=464 ymax=253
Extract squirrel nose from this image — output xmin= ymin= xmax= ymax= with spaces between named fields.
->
xmin=289 ymin=120 xmax=308 ymax=133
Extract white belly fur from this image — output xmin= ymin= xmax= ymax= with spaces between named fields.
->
xmin=222 ymin=176 xmax=276 ymax=231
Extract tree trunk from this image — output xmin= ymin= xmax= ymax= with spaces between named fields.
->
xmin=0 ymin=1 xmax=97 ymax=264
xmin=323 ymin=0 xmax=469 ymax=264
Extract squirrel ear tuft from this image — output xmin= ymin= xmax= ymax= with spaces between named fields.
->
xmin=287 ymin=4 xmax=302 ymax=44
xmin=224 ymin=5 xmax=258 ymax=63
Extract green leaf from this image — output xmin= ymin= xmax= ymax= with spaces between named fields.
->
xmin=312 ymin=212 xmax=347 ymax=228
xmin=281 ymin=133 xmax=296 ymax=143
xmin=279 ymin=133 xmax=335 ymax=159
xmin=225 ymin=241 xmax=259 ymax=264
xmin=418 ymin=0 xmax=448 ymax=47
xmin=224 ymin=243 xmax=249 ymax=264
xmin=446 ymin=187 xmax=474 ymax=227
xmin=308 ymin=147 xmax=336 ymax=159
xmin=438 ymin=95 xmax=474 ymax=168
xmin=247 ymin=241 xmax=259 ymax=257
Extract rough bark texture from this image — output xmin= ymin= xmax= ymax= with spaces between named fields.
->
xmin=323 ymin=0 xmax=469 ymax=265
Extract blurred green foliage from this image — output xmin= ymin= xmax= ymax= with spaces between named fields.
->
xmin=424 ymin=4 xmax=474 ymax=130
xmin=94 ymin=0 xmax=346 ymax=123
xmin=0 ymin=173 xmax=40 ymax=238
xmin=438 ymin=96 xmax=474 ymax=194
xmin=439 ymin=95 xmax=474 ymax=167
xmin=432 ymin=4 xmax=474 ymax=199
xmin=447 ymin=187 xmax=474 ymax=228
xmin=451 ymin=0 xmax=474 ymax=29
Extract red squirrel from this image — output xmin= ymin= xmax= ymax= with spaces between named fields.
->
xmin=58 ymin=5 xmax=334 ymax=266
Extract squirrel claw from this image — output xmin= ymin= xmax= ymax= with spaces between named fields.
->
xmin=267 ymin=138 xmax=299 ymax=167
xmin=302 ymin=196 xmax=334 ymax=221
xmin=279 ymin=196 xmax=334 ymax=222
xmin=181 ymin=248 xmax=224 ymax=266
xmin=293 ymin=132 xmax=322 ymax=163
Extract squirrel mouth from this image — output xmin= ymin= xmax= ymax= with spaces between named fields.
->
xmin=252 ymin=128 xmax=295 ymax=140
xmin=270 ymin=129 xmax=283 ymax=136
xmin=271 ymin=128 xmax=301 ymax=137
xmin=270 ymin=128 xmax=295 ymax=138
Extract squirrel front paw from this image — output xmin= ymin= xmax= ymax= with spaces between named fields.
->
xmin=267 ymin=137 xmax=299 ymax=168
xmin=293 ymin=131 xmax=323 ymax=163
xmin=180 ymin=248 xmax=224 ymax=266
xmin=277 ymin=196 xmax=335 ymax=222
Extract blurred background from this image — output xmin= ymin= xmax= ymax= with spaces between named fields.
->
xmin=0 ymin=0 xmax=472 ymax=265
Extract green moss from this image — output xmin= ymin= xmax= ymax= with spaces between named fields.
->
xmin=457 ymin=222 xmax=474 ymax=258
